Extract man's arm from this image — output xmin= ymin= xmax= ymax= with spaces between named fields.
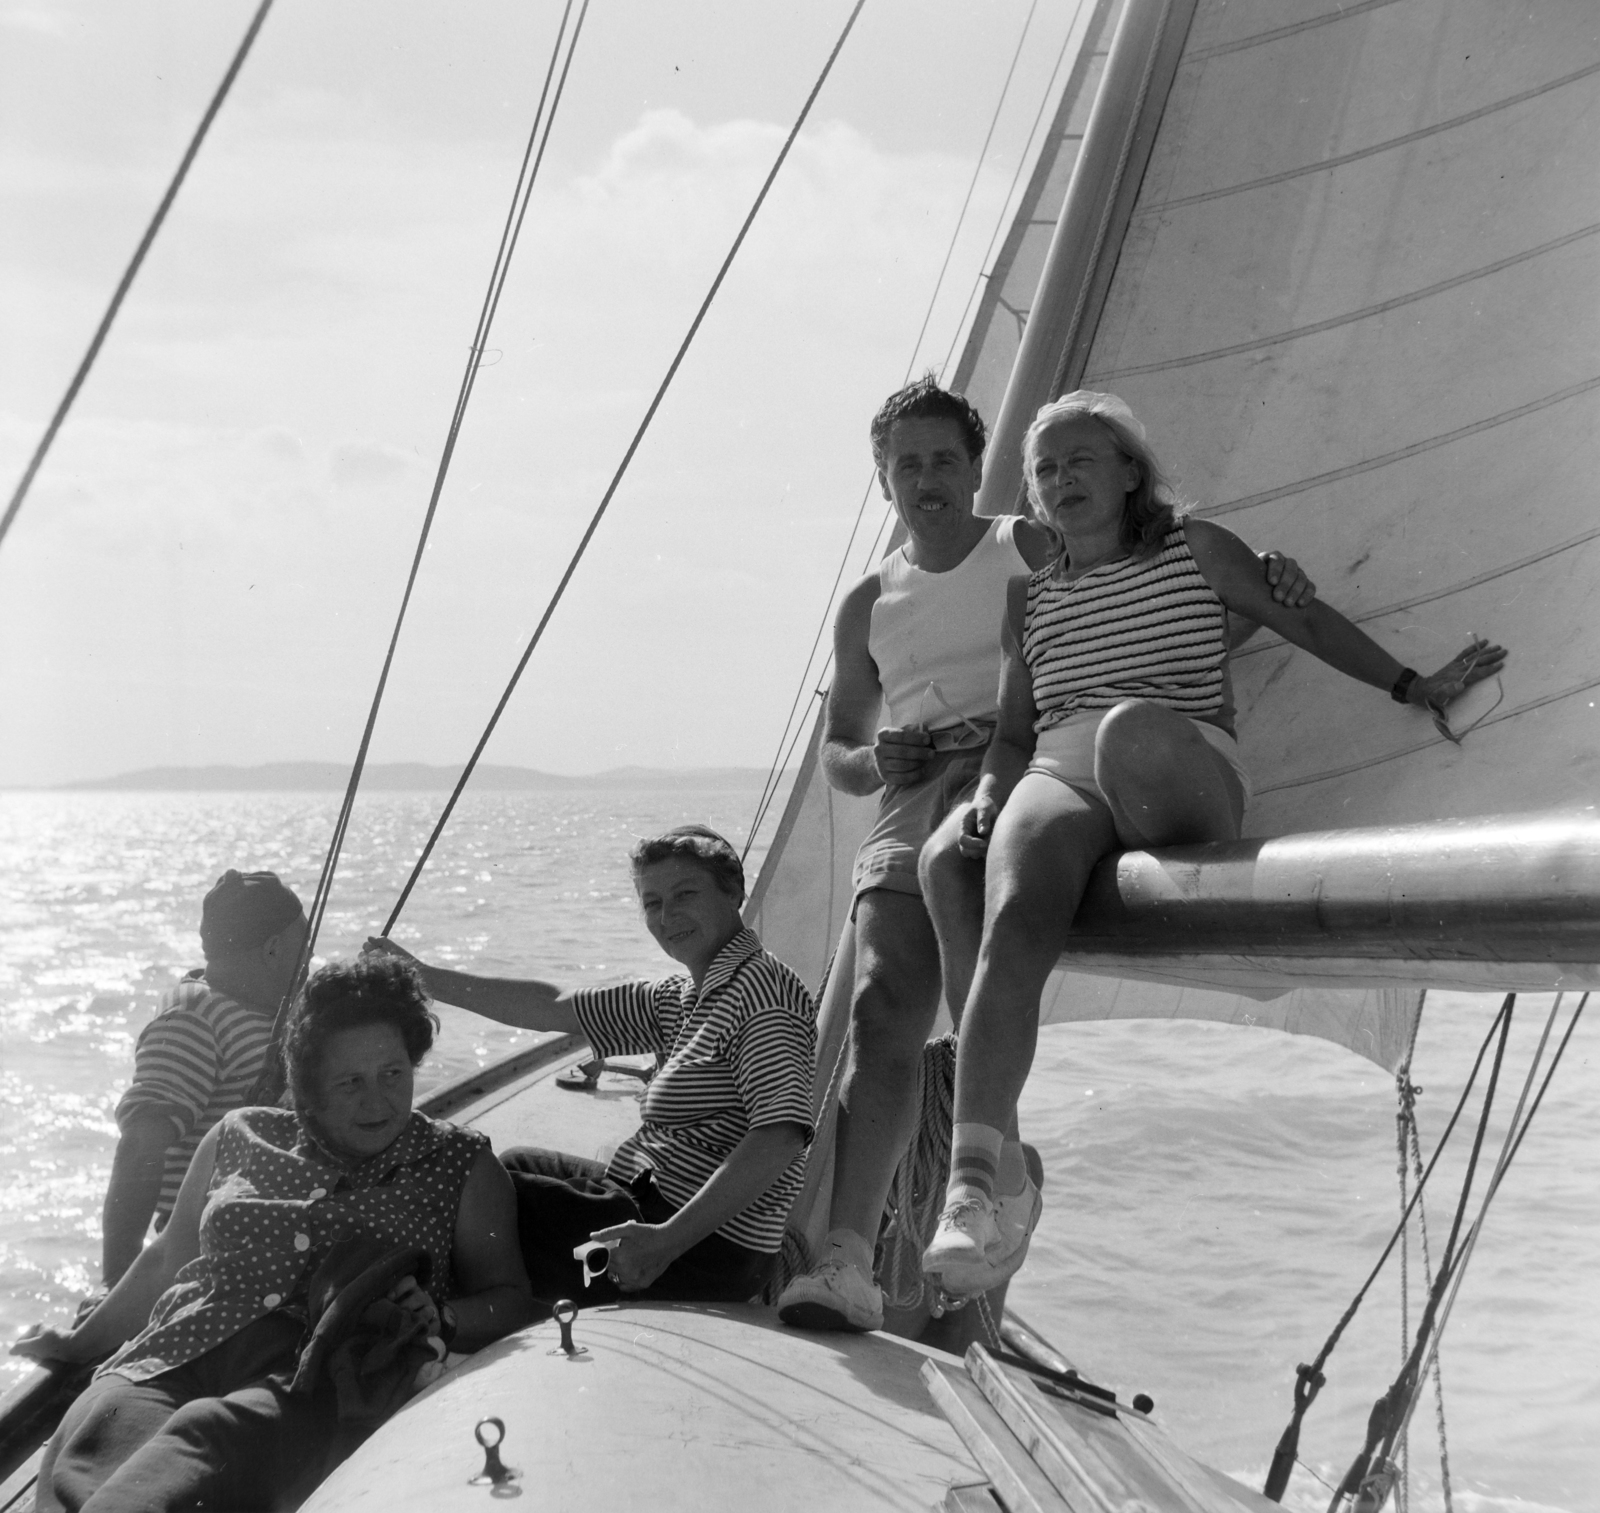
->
xmin=821 ymin=572 xmax=933 ymax=794
xmin=101 ymin=1111 xmax=178 ymax=1285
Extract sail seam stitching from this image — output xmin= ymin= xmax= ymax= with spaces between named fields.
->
xmin=1195 ymin=374 xmax=1600 ymax=518
xmin=1136 ymin=57 xmax=1600 ymax=215
xmin=1252 ymin=674 xmax=1600 ymax=796
xmin=1185 ymin=0 xmax=1406 ymax=61
xmin=1234 ymin=525 xmax=1600 ymax=662
xmin=1086 ymin=222 xmax=1600 ymax=381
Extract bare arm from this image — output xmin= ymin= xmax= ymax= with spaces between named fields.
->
xmin=444 ymin=1147 xmax=537 ymax=1351
xmin=821 ymin=572 xmax=933 ymax=794
xmin=956 ymin=576 xmax=1039 ymax=859
xmin=364 ymin=938 xmax=582 ymax=1037
xmin=15 ymin=1123 xmax=216 ymax=1365
xmin=1012 ymin=514 xmax=1319 ymax=643
xmin=591 ymin=1122 xmax=808 ymax=1291
xmin=1185 ymin=519 xmax=1506 ymax=705
xmin=1229 ymin=549 xmax=1318 ymax=648
xmin=101 ymin=1111 xmax=177 ymax=1285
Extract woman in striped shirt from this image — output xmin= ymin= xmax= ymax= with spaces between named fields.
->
xmin=918 ymin=390 xmax=1506 ymax=1300
xmin=367 ymin=826 xmax=815 ymax=1307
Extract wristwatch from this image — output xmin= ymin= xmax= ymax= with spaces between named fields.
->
xmin=437 ymin=1302 xmax=459 ymax=1348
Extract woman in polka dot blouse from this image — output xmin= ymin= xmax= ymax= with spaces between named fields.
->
xmin=14 ymin=956 xmax=535 ymax=1513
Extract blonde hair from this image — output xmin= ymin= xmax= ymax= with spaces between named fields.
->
xmin=1022 ymin=390 xmax=1188 ymax=561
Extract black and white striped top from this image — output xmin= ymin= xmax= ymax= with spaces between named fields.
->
xmin=572 ymin=928 xmax=816 ymax=1254
xmin=114 ymin=974 xmax=278 ymax=1226
xmin=1024 ymin=523 xmax=1230 ymax=734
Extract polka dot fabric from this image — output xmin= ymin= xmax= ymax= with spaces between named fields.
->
xmin=100 ymin=1107 xmax=485 ymax=1384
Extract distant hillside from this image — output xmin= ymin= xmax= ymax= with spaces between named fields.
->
xmin=56 ymin=762 xmax=786 ymax=793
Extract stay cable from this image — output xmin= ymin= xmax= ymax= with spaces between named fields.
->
xmin=381 ymin=0 xmax=870 ymax=934
xmin=0 ymin=0 xmax=276 ymax=561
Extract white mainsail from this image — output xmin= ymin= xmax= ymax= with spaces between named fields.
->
xmin=748 ymin=0 xmax=1600 ymax=1079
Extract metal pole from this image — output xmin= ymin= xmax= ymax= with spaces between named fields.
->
xmin=975 ymin=0 xmax=1197 ymax=518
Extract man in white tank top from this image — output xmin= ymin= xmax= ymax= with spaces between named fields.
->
xmin=777 ymin=380 xmax=1312 ymax=1335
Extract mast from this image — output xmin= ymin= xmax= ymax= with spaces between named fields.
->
xmin=976 ymin=0 xmax=1198 ymax=518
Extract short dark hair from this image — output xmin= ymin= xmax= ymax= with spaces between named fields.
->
xmin=869 ymin=374 xmax=986 ymax=470
xmin=629 ymin=824 xmax=745 ymax=907
xmin=284 ymin=957 xmax=438 ymax=1113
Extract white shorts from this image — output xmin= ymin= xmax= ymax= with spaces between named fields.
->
xmin=1027 ymin=708 xmax=1252 ymax=807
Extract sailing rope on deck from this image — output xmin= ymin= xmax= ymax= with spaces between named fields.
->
xmin=248 ymin=0 xmax=588 ymax=1099
xmin=1261 ymin=993 xmax=1516 ymax=1503
xmin=383 ymin=0 xmax=869 ymax=930
xmin=880 ymin=1035 xmax=957 ymax=1313
xmin=0 ymin=0 xmax=276 ymax=557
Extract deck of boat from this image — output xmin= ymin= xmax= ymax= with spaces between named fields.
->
xmin=300 ymin=1300 xmax=976 ymax=1512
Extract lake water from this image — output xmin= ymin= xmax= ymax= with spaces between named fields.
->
xmin=1 ymin=790 xmax=1595 ymax=1511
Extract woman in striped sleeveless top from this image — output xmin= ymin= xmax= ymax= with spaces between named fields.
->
xmin=919 ymin=391 xmax=1507 ymax=1300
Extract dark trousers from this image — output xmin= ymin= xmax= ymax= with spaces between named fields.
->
xmin=501 ymin=1147 xmax=774 ymax=1307
xmin=39 ymin=1315 xmax=347 ymax=1513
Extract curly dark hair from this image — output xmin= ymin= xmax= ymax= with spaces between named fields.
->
xmin=868 ymin=374 xmax=986 ymax=469
xmin=629 ymin=824 xmax=745 ymax=907
xmin=284 ymin=956 xmax=438 ymax=1113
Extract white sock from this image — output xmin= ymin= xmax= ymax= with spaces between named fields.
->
xmin=823 ymin=1227 xmax=874 ymax=1274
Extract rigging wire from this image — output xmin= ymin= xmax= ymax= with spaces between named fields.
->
xmin=1385 ymin=992 xmax=1588 ymax=1461
xmin=1261 ymin=993 xmax=1515 ymax=1503
xmin=380 ymin=0 xmax=870 ymax=935
xmin=1395 ymin=1021 xmax=1452 ymax=1513
xmin=0 ymin=0 xmax=276 ymax=559
xmin=936 ymin=0 xmax=1088 ymax=380
xmin=900 ymin=0 xmax=1042 ymax=378
xmin=1328 ymin=998 xmax=1519 ymax=1513
xmin=248 ymin=0 xmax=586 ymax=1097
xmin=1323 ymin=991 xmax=1588 ymax=1508
xmin=744 ymin=3 xmax=1076 ymax=854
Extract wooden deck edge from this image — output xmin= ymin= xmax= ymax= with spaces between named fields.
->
xmin=416 ymin=1032 xmax=585 ymax=1120
xmin=921 ymin=1359 xmax=1073 ymax=1513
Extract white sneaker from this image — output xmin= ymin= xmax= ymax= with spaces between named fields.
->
xmin=777 ymin=1252 xmax=884 ymax=1333
xmin=921 ymin=1178 xmax=1043 ymax=1297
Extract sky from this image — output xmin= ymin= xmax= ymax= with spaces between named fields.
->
xmin=0 ymin=0 xmax=1091 ymax=787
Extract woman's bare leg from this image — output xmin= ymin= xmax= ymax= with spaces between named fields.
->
xmin=924 ymin=773 xmax=1115 ymax=1293
xmin=952 ymin=773 xmax=1116 ymax=1136
xmin=920 ymin=806 xmax=1023 ymax=1152
xmin=1094 ymin=700 xmax=1244 ymax=847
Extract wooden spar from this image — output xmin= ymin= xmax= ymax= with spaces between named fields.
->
xmin=1064 ymin=813 xmax=1600 ymax=990
xmin=975 ymin=0 xmax=1199 ymax=520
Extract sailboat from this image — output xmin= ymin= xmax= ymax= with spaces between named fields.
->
xmin=3 ymin=0 xmax=1597 ymax=1508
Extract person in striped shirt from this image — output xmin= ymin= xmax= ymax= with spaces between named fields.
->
xmin=779 ymin=377 xmax=1317 ymax=1336
xmin=919 ymin=390 xmax=1506 ymax=1298
xmin=102 ymin=870 xmax=306 ymax=1285
xmin=366 ymin=825 xmax=816 ymax=1306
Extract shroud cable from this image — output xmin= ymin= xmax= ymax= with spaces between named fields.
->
xmin=0 ymin=0 xmax=276 ymax=559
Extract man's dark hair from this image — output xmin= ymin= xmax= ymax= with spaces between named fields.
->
xmin=284 ymin=956 xmax=438 ymax=1113
xmin=869 ymin=374 xmax=987 ymax=469
xmin=629 ymin=824 xmax=745 ymax=907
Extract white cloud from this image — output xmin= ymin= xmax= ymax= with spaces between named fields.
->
xmin=0 ymin=85 xmax=1019 ymax=784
